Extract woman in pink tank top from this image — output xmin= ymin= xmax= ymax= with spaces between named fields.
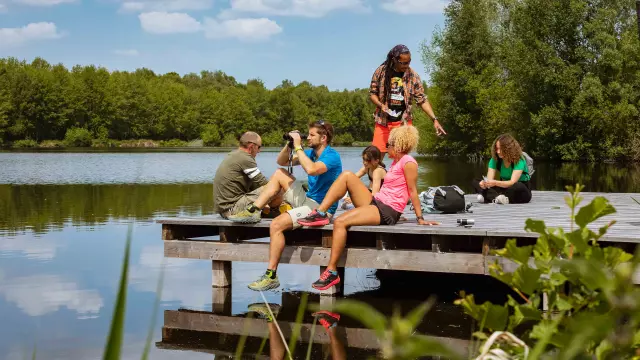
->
xmin=297 ymin=125 xmax=440 ymax=291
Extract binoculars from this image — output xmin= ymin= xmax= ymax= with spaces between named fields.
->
xmin=283 ymin=131 xmax=306 ymax=148
xmin=457 ymin=219 xmax=474 ymax=226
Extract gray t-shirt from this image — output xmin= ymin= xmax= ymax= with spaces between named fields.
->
xmin=213 ymin=149 xmax=268 ymax=213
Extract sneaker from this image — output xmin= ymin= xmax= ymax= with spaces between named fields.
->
xmin=477 ymin=194 xmax=485 ymax=203
xmin=312 ymin=269 xmax=340 ymax=291
xmin=227 ymin=208 xmax=261 ymax=223
xmin=248 ymin=273 xmax=280 ymax=291
xmin=297 ymin=209 xmax=330 ymax=227
xmin=493 ymin=195 xmax=509 ymax=205
xmin=312 ymin=311 xmax=341 ymax=330
xmin=248 ymin=303 xmax=281 ymax=322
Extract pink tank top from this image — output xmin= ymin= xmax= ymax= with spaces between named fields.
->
xmin=373 ymin=154 xmax=417 ymax=213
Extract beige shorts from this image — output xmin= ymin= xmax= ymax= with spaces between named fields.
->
xmin=224 ymin=186 xmax=265 ymax=217
xmin=283 ymin=181 xmax=320 ymax=229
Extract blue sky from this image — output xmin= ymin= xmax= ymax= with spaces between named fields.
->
xmin=0 ymin=0 xmax=447 ymax=90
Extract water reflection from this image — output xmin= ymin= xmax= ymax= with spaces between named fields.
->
xmin=157 ymin=290 xmax=473 ymax=360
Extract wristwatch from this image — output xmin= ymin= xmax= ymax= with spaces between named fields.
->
xmin=294 ymin=145 xmax=303 ymax=153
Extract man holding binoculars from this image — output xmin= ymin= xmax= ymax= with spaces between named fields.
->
xmin=229 ymin=120 xmax=342 ymax=291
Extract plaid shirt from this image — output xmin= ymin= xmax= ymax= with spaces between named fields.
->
xmin=369 ymin=65 xmax=428 ymax=126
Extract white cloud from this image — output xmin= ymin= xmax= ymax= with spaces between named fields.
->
xmin=114 ymin=49 xmax=139 ymax=56
xmin=0 ymin=274 xmax=103 ymax=317
xmin=0 ymin=237 xmax=59 ymax=260
xmin=119 ymin=0 xmax=213 ymax=12
xmin=219 ymin=0 xmax=366 ymax=18
xmin=203 ymin=17 xmax=282 ymax=41
xmin=0 ymin=3 xmax=6 ymax=11
xmin=0 ymin=22 xmax=63 ymax=48
xmin=13 ymin=0 xmax=76 ymax=5
xmin=139 ymin=11 xmax=202 ymax=34
xmin=380 ymin=0 xmax=447 ymax=14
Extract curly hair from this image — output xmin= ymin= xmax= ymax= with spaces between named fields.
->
xmin=491 ymin=133 xmax=523 ymax=165
xmin=389 ymin=125 xmax=419 ymax=154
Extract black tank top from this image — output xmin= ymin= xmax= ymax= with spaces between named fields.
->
xmin=367 ymin=165 xmax=386 ymax=188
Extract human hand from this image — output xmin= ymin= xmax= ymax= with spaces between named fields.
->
xmin=380 ymin=104 xmax=389 ymax=113
xmin=486 ymin=180 xmax=497 ymax=188
xmin=418 ymin=218 xmax=440 ymax=226
xmin=344 ymin=197 xmax=352 ymax=205
xmin=433 ymin=119 xmax=446 ymax=136
xmin=289 ymin=131 xmax=302 ymax=147
xmin=479 ymin=180 xmax=487 ymax=189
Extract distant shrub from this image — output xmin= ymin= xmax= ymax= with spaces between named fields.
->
xmin=333 ymin=133 xmax=354 ymax=146
xmin=262 ymin=131 xmax=284 ymax=147
xmin=12 ymin=139 xmax=38 ymax=148
xmin=39 ymin=140 xmax=64 ymax=148
xmin=119 ymin=139 xmax=158 ymax=148
xmin=91 ymin=138 xmax=120 ymax=148
xmin=219 ymin=133 xmax=238 ymax=147
xmin=201 ymin=125 xmax=221 ymax=146
xmin=64 ymin=127 xmax=93 ymax=147
xmin=159 ymin=139 xmax=188 ymax=147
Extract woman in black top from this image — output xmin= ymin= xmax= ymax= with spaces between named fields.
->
xmin=342 ymin=145 xmax=387 ymax=209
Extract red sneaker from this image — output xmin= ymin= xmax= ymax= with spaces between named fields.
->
xmin=312 ymin=268 xmax=340 ymax=290
xmin=297 ymin=209 xmax=330 ymax=227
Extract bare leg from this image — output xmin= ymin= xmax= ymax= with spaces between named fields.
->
xmin=317 ymin=171 xmax=373 ymax=212
xmin=267 ymin=212 xmax=294 ymax=270
xmin=328 ymin=328 xmax=346 ymax=360
xmin=326 ymin=206 xmax=380 ymax=270
xmin=268 ymin=322 xmax=286 ymax=360
xmin=253 ymin=169 xmax=294 ymax=209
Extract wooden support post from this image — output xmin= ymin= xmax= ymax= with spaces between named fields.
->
xmin=212 ymin=287 xmax=232 ymax=315
xmin=212 ymin=261 xmax=231 ymax=288
xmin=482 ymin=237 xmax=497 ymax=276
xmin=376 ymin=233 xmax=396 ymax=250
xmin=319 ymin=293 xmax=338 ymax=310
xmin=211 ymin=227 xmax=238 ymax=288
xmin=431 ymin=235 xmax=450 ymax=253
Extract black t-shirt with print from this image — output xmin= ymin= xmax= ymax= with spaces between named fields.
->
xmin=387 ymin=70 xmax=406 ymax=121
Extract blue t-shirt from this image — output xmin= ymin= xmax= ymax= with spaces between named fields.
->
xmin=305 ymin=146 xmax=342 ymax=214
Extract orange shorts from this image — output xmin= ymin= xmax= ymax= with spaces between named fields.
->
xmin=372 ymin=120 xmax=412 ymax=153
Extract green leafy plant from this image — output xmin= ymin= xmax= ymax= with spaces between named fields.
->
xmin=64 ymin=127 xmax=93 ymax=147
xmin=457 ymin=184 xmax=640 ymax=359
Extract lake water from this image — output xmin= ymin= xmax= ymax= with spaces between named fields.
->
xmin=1 ymin=148 xmax=639 ymax=359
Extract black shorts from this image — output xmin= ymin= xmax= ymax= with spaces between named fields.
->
xmin=371 ymin=198 xmax=402 ymax=225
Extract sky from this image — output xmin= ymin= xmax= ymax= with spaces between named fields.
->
xmin=0 ymin=0 xmax=447 ymax=90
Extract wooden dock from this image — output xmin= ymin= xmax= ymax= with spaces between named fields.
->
xmin=158 ymin=191 xmax=640 ymax=292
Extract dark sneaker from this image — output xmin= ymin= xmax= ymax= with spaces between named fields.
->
xmin=248 ymin=303 xmax=281 ymax=322
xmin=312 ymin=269 xmax=340 ymax=290
xmin=312 ymin=311 xmax=340 ymax=330
xmin=297 ymin=210 xmax=330 ymax=227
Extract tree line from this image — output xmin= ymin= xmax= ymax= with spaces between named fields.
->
xmin=0 ymin=57 xmax=378 ymax=148
xmin=421 ymin=0 xmax=640 ymax=161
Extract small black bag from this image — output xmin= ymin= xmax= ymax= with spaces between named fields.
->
xmin=433 ymin=186 xmax=466 ymax=213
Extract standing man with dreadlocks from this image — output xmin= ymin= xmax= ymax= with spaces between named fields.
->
xmin=370 ymin=44 xmax=446 ymax=158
